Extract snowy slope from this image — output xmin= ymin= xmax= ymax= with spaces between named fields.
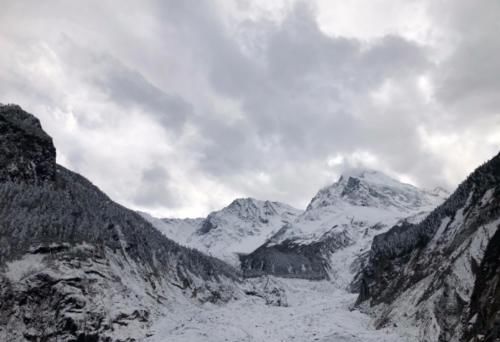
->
xmin=142 ymin=198 xmax=301 ymax=266
xmin=138 ymin=212 xmax=203 ymax=246
xmin=357 ymin=152 xmax=500 ymax=341
xmin=242 ymin=169 xmax=447 ymax=282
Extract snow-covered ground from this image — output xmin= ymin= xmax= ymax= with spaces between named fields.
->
xmin=149 ymin=279 xmax=415 ymax=342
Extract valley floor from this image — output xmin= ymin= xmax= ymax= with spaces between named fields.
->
xmin=148 ymin=279 xmax=413 ymax=342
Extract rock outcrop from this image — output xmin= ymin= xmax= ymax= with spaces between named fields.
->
xmin=464 ymin=226 xmax=500 ymax=342
xmin=0 ymin=104 xmax=56 ymax=184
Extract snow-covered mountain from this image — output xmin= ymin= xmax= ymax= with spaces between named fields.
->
xmin=4 ymin=104 xmax=500 ymax=342
xmin=0 ymin=105 xmax=241 ymax=341
xmin=356 ymin=151 xmax=500 ymax=341
xmin=142 ymin=198 xmax=301 ymax=266
xmin=138 ymin=213 xmax=204 ymax=247
xmin=241 ymin=169 xmax=447 ymax=283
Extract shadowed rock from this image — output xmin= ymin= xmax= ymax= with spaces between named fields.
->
xmin=0 ymin=105 xmax=56 ymax=184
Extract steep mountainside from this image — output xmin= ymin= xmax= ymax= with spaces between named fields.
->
xmin=356 ymin=152 xmax=500 ymax=342
xmin=241 ymin=169 xmax=446 ymax=282
xmin=138 ymin=213 xmax=203 ymax=248
xmin=142 ymin=198 xmax=301 ymax=266
xmin=0 ymin=105 xmax=240 ymax=341
xmin=464 ymin=226 xmax=500 ymax=342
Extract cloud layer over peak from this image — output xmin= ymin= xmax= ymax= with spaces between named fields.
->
xmin=1 ymin=0 xmax=499 ymax=217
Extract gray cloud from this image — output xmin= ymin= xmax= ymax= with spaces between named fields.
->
xmin=93 ymin=59 xmax=191 ymax=130
xmin=0 ymin=0 xmax=498 ymax=216
xmin=54 ymin=37 xmax=191 ymax=131
xmin=185 ymin=3 xmax=435 ymax=185
xmin=432 ymin=0 xmax=500 ymax=121
xmin=133 ymin=164 xmax=179 ymax=208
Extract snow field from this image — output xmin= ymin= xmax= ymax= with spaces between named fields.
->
xmin=150 ymin=279 xmax=410 ymax=342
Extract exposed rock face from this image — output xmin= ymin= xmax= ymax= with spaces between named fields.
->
xmin=241 ymin=169 xmax=445 ymax=282
xmin=242 ymin=276 xmax=289 ymax=307
xmin=241 ymin=230 xmax=350 ymax=280
xmin=356 ymin=152 xmax=500 ymax=342
xmin=0 ymin=105 xmax=56 ymax=184
xmin=0 ymin=246 xmax=154 ymax=342
xmin=0 ymin=105 xmax=240 ymax=341
xmin=463 ymin=227 xmax=500 ymax=342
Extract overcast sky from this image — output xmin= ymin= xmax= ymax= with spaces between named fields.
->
xmin=1 ymin=0 xmax=499 ymax=217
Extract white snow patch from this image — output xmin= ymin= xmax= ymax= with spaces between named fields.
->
xmin=5 ymin=254 xmax=47 ymax=282
xmin=480 ymin=188 xmax=496 ymax=207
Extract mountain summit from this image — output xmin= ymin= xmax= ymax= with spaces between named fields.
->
xmin=241 ymin=170 xmax=446 ymax=282
xmin=273 ymin=169 xmax=445 ymax=245
xmin=308 ymin=168 xmax=445 ymax=212
xmin=142 ymin=197 xmax=301 ymax=266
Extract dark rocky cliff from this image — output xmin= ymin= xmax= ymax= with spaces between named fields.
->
xmin=463 ymin=223 xmax=500 ymax=342
xmin=355 ymin=151 xmax=500 ymax=341
xmin=0 ymin=104 xmax=56 ymax=184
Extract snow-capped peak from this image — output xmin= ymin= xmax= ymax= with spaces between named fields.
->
xmin=307 ymin=169 xmax=437 ymax=213
xmin=244 ymin=169 xmax=448 ymax=285
xmin=221 ymin=198 xmax=278 ymax=221
xmin=268 ymin=169 xmax=445 ymax=251
xmin=142 ymin=198 xmax=302 ymax=266
xmin=338 ymin=168 xmax=392 ymax=183
xmin=208 ymin=197 xmax=299 ymax=229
